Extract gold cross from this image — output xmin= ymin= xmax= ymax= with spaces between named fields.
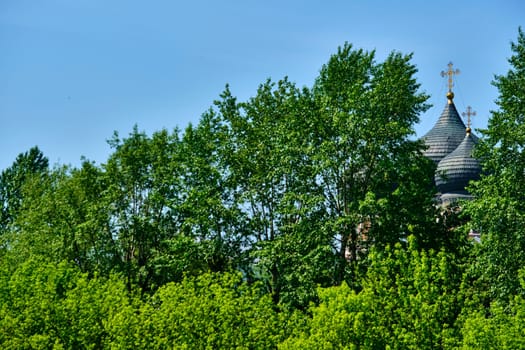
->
xmin=462 ymin=106 xmax=476 ymax=130
xmin=441 ymin=62 xmax=460 ymax=92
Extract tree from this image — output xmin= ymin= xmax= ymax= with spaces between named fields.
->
xmin=4 ymin=162 xmax=118 ymax=273
xmin=280 ymin=237 xmax=464 ymax=349
xmin=0 ymin=257 xmax=133 ymax=349
xmin=459 ymin=269 xmax=525 ymax=349
xmin=309 ymin=44 xmax=435 ymax=284
xmin=0 ymin=147 xmax=48 ymax=234
xmin=104 ymin=126 xmax=184 ymax=292
xmin=206 ymin=45 xmax=436 ymax=307
xmin=110 ymin=273 xmax=293 ymax=349
xmin=174 ymin=112 xmax=246 ymax=275
xmin=104 ymin=124 xmax=246 ymax=293
xmin=213 ymin=80 xmax=335 ymax=307
xmin=464 ymin=28 xmax=525 ymax=301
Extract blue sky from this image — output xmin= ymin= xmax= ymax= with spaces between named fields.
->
xmin=1 ymin=0 xmax=523 ymax=170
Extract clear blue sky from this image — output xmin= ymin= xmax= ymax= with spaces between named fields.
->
xmin=1 ymin=0 xmax=523 ymax=170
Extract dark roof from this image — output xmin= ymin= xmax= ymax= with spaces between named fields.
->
xmin=435 ymin=131 xmax=481 ymax=195
xmin=421 ymin=99 xmax=467 ymax=164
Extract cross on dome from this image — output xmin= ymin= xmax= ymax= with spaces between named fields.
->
xmin=441 ymin=62 xmax=460 ymax=92
xmin=462 ymin=106 xmax=476 ymax=133
xmin=441 ymin=62 xmax=460 ymax=104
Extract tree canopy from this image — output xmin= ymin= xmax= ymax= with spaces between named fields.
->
xmin=1 ymin=29 xmax=525 ymax=349
xmin=464 ymin=27 xmax=525 ymax=302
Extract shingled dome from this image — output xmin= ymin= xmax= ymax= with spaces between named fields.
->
xmin=435 ymin=129 xmax=481 ymax=196
xmin=421 ymin=92 xmax=468 ymax=164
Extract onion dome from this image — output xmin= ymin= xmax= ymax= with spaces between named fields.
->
xmin=435 ymin=128 xmax=481 ymax=197
xmin=421 ymin=92 xmax=468 ymax=164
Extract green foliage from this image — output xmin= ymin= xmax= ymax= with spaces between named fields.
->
xmin=1 ymin=162 xmax=120 ymax=276
xmin=104 ymin=124 xmax=248 ymax=293
xmin=281 ymin=237 xmax=463 ymax=349
xmin=3 ymin=33 xmax=525 ymax=348
xmin=176 ymin=112 xmax=247 ymax=274
xmin=135 ymin=273 xmax=294 ymax=349
xmin=214 ymin=80 xmax=336 ymax=307
xmin=206 ymin=44 xmax=437 ymax=308
xmin=0 ymin=146 xmax=48 ymax=234
xmin=104 ymin=126 xmax=184 ymax=291
xmin=311 ymin=43 xmax=436 ymax=285
xmin=459 ymin=269 xmax=525 ymax=349
xmin=464 ymin=27 xmax=525 ymax=302
xmin=0 ymin=259 xmax=294 ymax=349
xmin=0 ymin=258 xmax=132 ymax=349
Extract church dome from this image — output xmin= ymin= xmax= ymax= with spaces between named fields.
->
xmin=435 ymin=130 xmax=481 ymax=195
xmin=421 ymin=93 xmax=467 ymax=164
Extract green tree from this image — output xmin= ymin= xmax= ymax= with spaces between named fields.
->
xmin=0 ymin=166 xmax=62 ymax=268
xmin=105 ymin=124 xmax=244 ymax=293
xmin=107 ymin=272 xmax=296 ymax=349
xmin=0 ymin=258 xmax=133 ymax=349
xmin=280 ymin=237 xmax=464 ymax=349
xmin=104 ymin=126 xmax=184 ymax=292
xmin=146 ymin=113 xmax=249 ymax=290
xmin=0 ymin=147 xmax=48 ymax=234
xmin=214 ymin=80 xmax=334 ymax=307
xmin=208 ymin=45 xmax=436 ymax=307
xmin=309 ymin=44 xmax=435 ymax=284
xmin=1 ymin=161 xmax=122 ymax=276
xmin=175 ymin=112 xmax=246 ymax=274
xmin=464 ymin=28 xmax=525 ymax=301
xmin=459 ymin=269 xmax=525 ymax=349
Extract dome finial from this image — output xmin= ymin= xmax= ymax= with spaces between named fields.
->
xmin=441 ymin=62 xmax=460 ymax=103
xmin=462 ymin=106 xmax=476 ymax=134
xmin=446 ymin=91 xmax=455 ymax=104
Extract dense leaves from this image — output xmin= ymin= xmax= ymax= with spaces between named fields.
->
xmin=464 ymin=28 xmax=525 ymax=302
xmin=280 ymin=237 xmax=463 ymax=349
xmin=0 ymin=146 xmax=48 ymax=234
xmin=1 ymin=30 xmax=525 ymax=348
xmin=0 ymin=260 xmax=293 ymax=349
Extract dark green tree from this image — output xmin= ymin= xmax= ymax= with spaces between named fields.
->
xmin=309 ymin=44 xmax=435 ymax=284
xmin=177 ymin=113 xmax=246 ymax=273
xmin=459 ymin=269 xmax=525 ymax=349
xmin=212 ymin=80 xmax=335 ymax=307
xmin=104 ymin=126 xmax=184 ymax=292
xmin=0 ymin=147 xmax=48 ymax=233
xmin=208 ymin=45 xmax=437 ymax=307
xmin=149 ymin=113 xmax=248 ymax=289
xmin=464 ymin=28 xmax=525 ymax=301
xmin=5 ymin=162 xmax=118 ymax=273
